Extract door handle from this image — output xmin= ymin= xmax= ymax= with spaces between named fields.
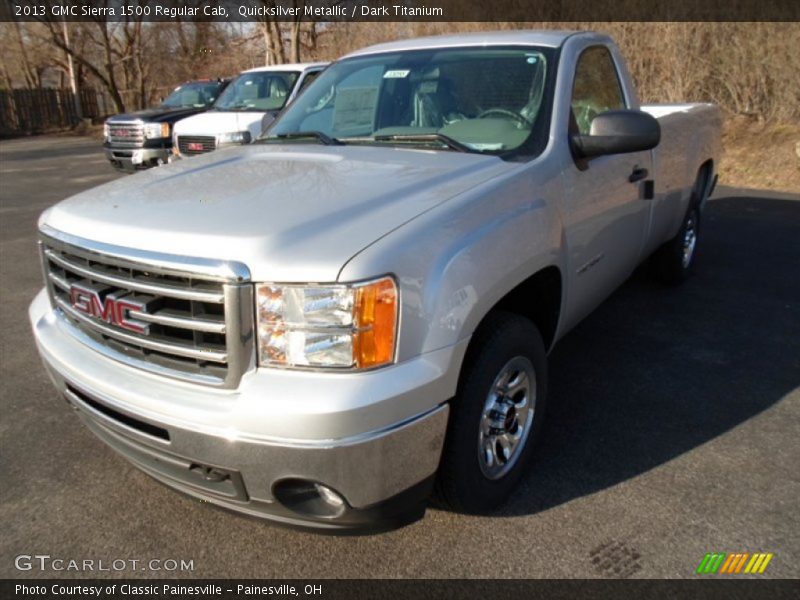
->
xmin=629 ymin=167 xmax=649 ymax=183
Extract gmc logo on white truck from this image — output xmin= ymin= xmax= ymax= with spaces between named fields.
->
xmin=69 ymin=283 xmax=150 ymax=334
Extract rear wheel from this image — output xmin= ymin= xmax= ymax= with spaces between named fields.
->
xmin=654 ymin=171 xmax=708 ymax=285
xmin=434 ymin=311 xmax=548 ymax=513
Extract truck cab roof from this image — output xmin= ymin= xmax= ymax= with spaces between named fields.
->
xmin=243 ymin=62 xmax=329 ymax=74
xmin=342 ymin=30 xmax=611 ymax=58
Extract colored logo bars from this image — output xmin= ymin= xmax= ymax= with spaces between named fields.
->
xmin=696 ymin=552 xmax=774 ymax=574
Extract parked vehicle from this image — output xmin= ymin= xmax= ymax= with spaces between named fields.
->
xmin=103 ymin=79 xmax=229 ymax=172
xmin=172 ymin=63 xmax=327 ymax=158
xmin=31 ymin=31 xmax=720 ymax=533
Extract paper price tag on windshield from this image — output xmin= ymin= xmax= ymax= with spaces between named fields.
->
xmin=333 ymin=87 xmax=378 ymax=133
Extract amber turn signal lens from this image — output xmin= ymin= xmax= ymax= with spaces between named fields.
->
xmin=354 ymin=277 xmax=397 ymax=368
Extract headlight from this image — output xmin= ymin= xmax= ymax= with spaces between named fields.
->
xmin=256 ymin=276 xmax=398 ymax=370
xmin=143 ymin=122 xmax=170 ymax=139
xmin=218 ymin=131 xmax=252 ymax=145
xmin=103 ymin=123 xmax=110 ymax=139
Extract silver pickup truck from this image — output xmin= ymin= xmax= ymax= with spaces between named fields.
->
xmin=30 ymin=31 xmax=720 ymax=533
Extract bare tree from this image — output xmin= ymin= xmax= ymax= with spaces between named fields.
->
xmin=11 ymin=20 xmax=40 ymax=87
xmin=0 ymin=60 xmax=13 ymax=90
xmin=41 ymin=19 xmax=127 ymax=112
xmin=4 ymin=17 xmax=792 ymax=125
xmin=255 ymin=1 xmax=323 ymax=65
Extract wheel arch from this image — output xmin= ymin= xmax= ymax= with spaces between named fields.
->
xmin=695 ymin=159 xmax=715 ymax=208
xmin=490 ymin=266 xmax=563 ymax=353
xmin=457 ymin=266 xmax=563 ymax=378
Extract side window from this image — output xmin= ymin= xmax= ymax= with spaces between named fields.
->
xmin=571 ymin=46 xmax=626 ymax=135
xmin=297 ymin=70 xmax=321 ymax=93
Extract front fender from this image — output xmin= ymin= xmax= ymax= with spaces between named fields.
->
xmin=339 ymin=162 xmax=566 ymax=364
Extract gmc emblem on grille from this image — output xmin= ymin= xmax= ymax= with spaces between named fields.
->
xmin=69 ymin=283 xmax=150 ymax=334
xmin=186 ymin=142 xmax=204 ymax=152
xmin=111 ymin=128 xmax=130 ymax=137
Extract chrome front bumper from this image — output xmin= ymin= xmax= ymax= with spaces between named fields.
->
xmin=104 ymin=146 xmax=170 ymax=172
xmin=30 ymin=289 xmax=459 ymax=532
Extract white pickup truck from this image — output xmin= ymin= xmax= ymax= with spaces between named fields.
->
xmin=30 ymin=31 xmax=720 ymax=533
xmin=172 ymin=63 xmax=327 ymax=158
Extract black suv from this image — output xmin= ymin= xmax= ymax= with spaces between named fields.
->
xmin=103 ymin=79 xmax=229 ymax=172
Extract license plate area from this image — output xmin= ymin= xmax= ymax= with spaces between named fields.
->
xmin=68 ymin=384 xmax=248 ymax=502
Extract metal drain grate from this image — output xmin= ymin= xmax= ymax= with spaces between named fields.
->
xmin=589 ymin=540 xmax=643 ymax=578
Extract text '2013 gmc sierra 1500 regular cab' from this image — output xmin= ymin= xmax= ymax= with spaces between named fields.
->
xmin=30 ymin=31 xmax=720 ymax=533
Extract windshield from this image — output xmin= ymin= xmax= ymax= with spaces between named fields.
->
xmin=214 ymin=71 xmax=300 ymax=112
xmin=264 ymin=47 xmax=554 ymax=155
xmin=161 ymin=82 xmax=224 ymax=108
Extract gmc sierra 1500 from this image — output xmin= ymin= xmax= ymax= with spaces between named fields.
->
xmin=30 ymin=31 xmax=720 ymax=533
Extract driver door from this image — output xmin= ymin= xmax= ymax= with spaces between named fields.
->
xmin=560 ymin=45 xmax=653 ymax=326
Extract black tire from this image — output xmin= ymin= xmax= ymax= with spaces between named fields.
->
xmin=654 ymin=199 xmax=702 ymax=286
xmin=434 ymin=310 xmax=548 ymax=513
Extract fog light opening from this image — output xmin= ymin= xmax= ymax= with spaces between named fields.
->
xmin=314 ymin=483 xmax=345 ymax=509
xmin=273 ymin=479 xmax=348 ymax=519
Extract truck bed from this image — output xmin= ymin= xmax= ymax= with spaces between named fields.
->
xmin=640 ymin=103 xmax=722 ymax=246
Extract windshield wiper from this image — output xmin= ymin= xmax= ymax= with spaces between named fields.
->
xmin=270 ymin=131 xmax=343 ymax=146
xmin=372 ymin=133 xmax=472 ymax=153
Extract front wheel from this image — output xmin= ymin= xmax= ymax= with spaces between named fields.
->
xmin=434 ymin=311 xmax=548 ymax=513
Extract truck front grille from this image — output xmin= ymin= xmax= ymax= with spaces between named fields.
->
xmin=178 ymin=135 xmax=216 ymax=156
xmin=107 ymin=122 xmax=144 ymax=147
xmin=40 ymin=231 xmax=254 ymax=388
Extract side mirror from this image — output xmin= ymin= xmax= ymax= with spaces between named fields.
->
xmin=260 ymin=111 xmax=278 ymax=135
xmin=572 ymin=109 xmax=660 ymax=158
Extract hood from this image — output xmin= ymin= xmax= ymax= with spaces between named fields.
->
xmin=107 ymin=106 xmax=206 ymax=124
xmin=41 ymin=144 xmax=516 ymax=282
xmin=173 ymin=110 xmax=274 ymax=139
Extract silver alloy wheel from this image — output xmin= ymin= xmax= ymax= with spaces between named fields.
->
xmin=478 ymin=356 xmax=537 ymax=480
xmin=682 ymin=213 xmax=698 ymax=269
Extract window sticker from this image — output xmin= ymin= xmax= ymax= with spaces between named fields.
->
xmin=384 ymin=69 xmax=410 ymax=79
xmin=333 ymin=87 xmax=378 ymax=131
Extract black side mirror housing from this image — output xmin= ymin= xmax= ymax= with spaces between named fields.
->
xmin=572 ymin=109 xmax=661 ymax=158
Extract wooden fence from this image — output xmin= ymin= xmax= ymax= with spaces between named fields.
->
xmin=0 ymin=88 xmax=113 ymax=136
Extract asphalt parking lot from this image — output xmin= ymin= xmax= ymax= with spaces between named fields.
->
xmin=1 ymin=135 xmax=798 ymax=579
